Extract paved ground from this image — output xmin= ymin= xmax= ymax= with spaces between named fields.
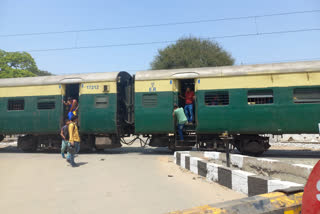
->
xmin=0 ymin=143 xmax=244 ymax=214
xmin=263 ymin=143 xmax=320 ymax=166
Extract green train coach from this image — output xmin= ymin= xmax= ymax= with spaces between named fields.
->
xmin=1 ymin=60 xmax=320 ymax=155
xmin=0 ymin=72 xmax=133 ymax=152
xmin=134 ymin=60 xmax=320 ymax=155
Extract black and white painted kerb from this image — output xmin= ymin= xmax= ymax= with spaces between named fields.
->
xmin=174 ymin=151 xmax=303 ymax=196
xmin=204 ymin=151 xmax=313 ymax=184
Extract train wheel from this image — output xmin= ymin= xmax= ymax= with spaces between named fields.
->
xmin=234 ymin=135 xmax=270 ymax=156
xmin=18 ymin=135 xmax=38 ymax=152
xmin=168 ymin=137 xmax=176 ymax=152
xmin=238 ymin=140 xmax=265 ymax=156
xmin=0 ymin=135 xmax=4 ymax=142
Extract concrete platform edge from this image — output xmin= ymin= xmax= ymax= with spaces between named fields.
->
xmin=174 ymin=151 xmax=303 ymax=196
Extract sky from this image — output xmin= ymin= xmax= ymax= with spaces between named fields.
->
xmin=0 ymin=0 xmax=319 ymax=75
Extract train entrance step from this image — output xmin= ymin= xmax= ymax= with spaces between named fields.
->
xmin=174 ymin=123 xmax=197 ymax=147
xmin=175 ymin=135 xmax=198 ymax=146
xmin=184 ymin=123 xmax=196 ymax=130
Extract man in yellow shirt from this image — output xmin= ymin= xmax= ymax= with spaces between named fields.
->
xmin=67 ymin=115 xmax=80 ymax=167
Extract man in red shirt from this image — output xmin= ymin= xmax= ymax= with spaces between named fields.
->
xmin=180 ymin=87 xmax=195 ymax=124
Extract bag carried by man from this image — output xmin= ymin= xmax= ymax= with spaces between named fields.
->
xmin=67 ymin=144 xmax=76 ymax=154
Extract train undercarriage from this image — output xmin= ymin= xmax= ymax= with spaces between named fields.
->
xmin=6 ymin=132 xmax=270 ymax=156
xmin=146 ymin=121 xmax=270 ymax=156
xmin=197 ymin=134 xmax=270 ymax=156
xmin=148 ymin=131 xmax=271 ymax=156
xmin=16 ymin=134 xmax=122 ymax=152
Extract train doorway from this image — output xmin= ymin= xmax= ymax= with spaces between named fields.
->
xmin=63 ymin=84 xmax=80 ymax=120
xmin=178 ymin=79 xmax=196 ymax=124
xmin=65 ymin=84 xmax=80 ymax=101
xmin=170 ymin=78 xmax=197 ymax=151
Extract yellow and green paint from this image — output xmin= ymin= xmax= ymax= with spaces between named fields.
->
xmin=134 ymin=79 xmax=178 ymax=133
xmin=2 ymin=68 xmax=320 ymax=136
xmin=135 ymin=70 xmax=320 ymax=135
xmin=0 ymin=81 xmax=118 ymax=135
xmin=0 ymin=84 xmax=63 ymax=134
xmin=168 ymin=191 xmax=303 ymax=214
xmin=196 ymin=71 xmax=320 ymax=134
xmin=79 ymin=82 xmax=118 ymax=134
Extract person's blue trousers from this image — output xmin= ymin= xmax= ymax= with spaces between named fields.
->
xmin=67 ymin=142 xmax=80 ymax=165
xmin=184 ymin=104 xmax=193 ymax=122
xmin=61 ymin=140 xmax=68 ymax=158
xmin=178 ymin=124 xmax=185 ymax=140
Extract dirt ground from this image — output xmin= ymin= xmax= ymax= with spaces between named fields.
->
xmin=0 ymin=144 xmax=244 ymax=214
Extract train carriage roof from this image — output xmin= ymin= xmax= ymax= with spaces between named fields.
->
xmin=135 ymin=60 xmax=320 ymax=80
xmin=0 ymin=72 xmax=123 ymax=87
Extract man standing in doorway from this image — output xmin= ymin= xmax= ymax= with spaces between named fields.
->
xmin=180 ymin=87 xmax=195 ymax=124
xmin=63 ymin=97 xmax=78 ymax=120
xmin=173 ymin=104 xmax=187 ymax=141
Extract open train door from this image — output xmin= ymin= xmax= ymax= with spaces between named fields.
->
xmin=176 ymin=78 xmax=196 ymax=124
xmin=301 ymin=160 xmax=320 ymax=214
xmin=59 ymin=80 xmax=80 ymax=126
xmin=64 ymin=83 xmax=80 ymax=119
xmin=169 ymin=78 xmax=197 ymax=150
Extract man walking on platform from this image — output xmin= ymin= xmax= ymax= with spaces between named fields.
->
xmin=60 ymin=119 xmax=70 ymax=158
xmin=67 ymin=115 xmax=80 ymax=167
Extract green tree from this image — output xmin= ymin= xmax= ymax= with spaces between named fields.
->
xmin=0 ymin=49 xmax=51 ymax=78
xmin=32 ymin=69 xmax=52 ymax=76
xmin=151 ymin=37 xmax=234 ymax=70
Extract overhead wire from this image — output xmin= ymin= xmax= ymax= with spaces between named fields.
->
xmin=2 ymin=9 xmax=319 ymax=66
xmin=0 ymin=9 xmax=319 ymax=37
xmin=24 ymin=27 xmax=320 ymax=52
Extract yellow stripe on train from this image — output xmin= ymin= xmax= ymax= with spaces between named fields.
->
xmin=79 ymin=82 xmax=117 ymax=95
xmin=135 ymin=80 xmax=178 ymax=92
xmin=131 ymin=71 xmax=320 ymax=93
xmin=197 ymin=72 xmax=320 ymax=90
xmin=0 ymin=81 xmax=117 ymax=98
xmin=0 ymin=85 xmax=63 ymax=97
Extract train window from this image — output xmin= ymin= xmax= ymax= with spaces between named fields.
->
xmin=142 ymin=94 xmax=157 ymax=107
xmin=37 ymin=97 xmax=55 ymax=110
xmin=248 ymin=89 xmax=273 ymax=105
xmin=8 ymin=99 xmax=24 ymax=111
xmin=293 ymin=88 xmax=320 ymax=103
xmin=205 ymin=91 xmax=229 ymax=106
xmin=95 ymin=95 xmax=109 ymax=108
